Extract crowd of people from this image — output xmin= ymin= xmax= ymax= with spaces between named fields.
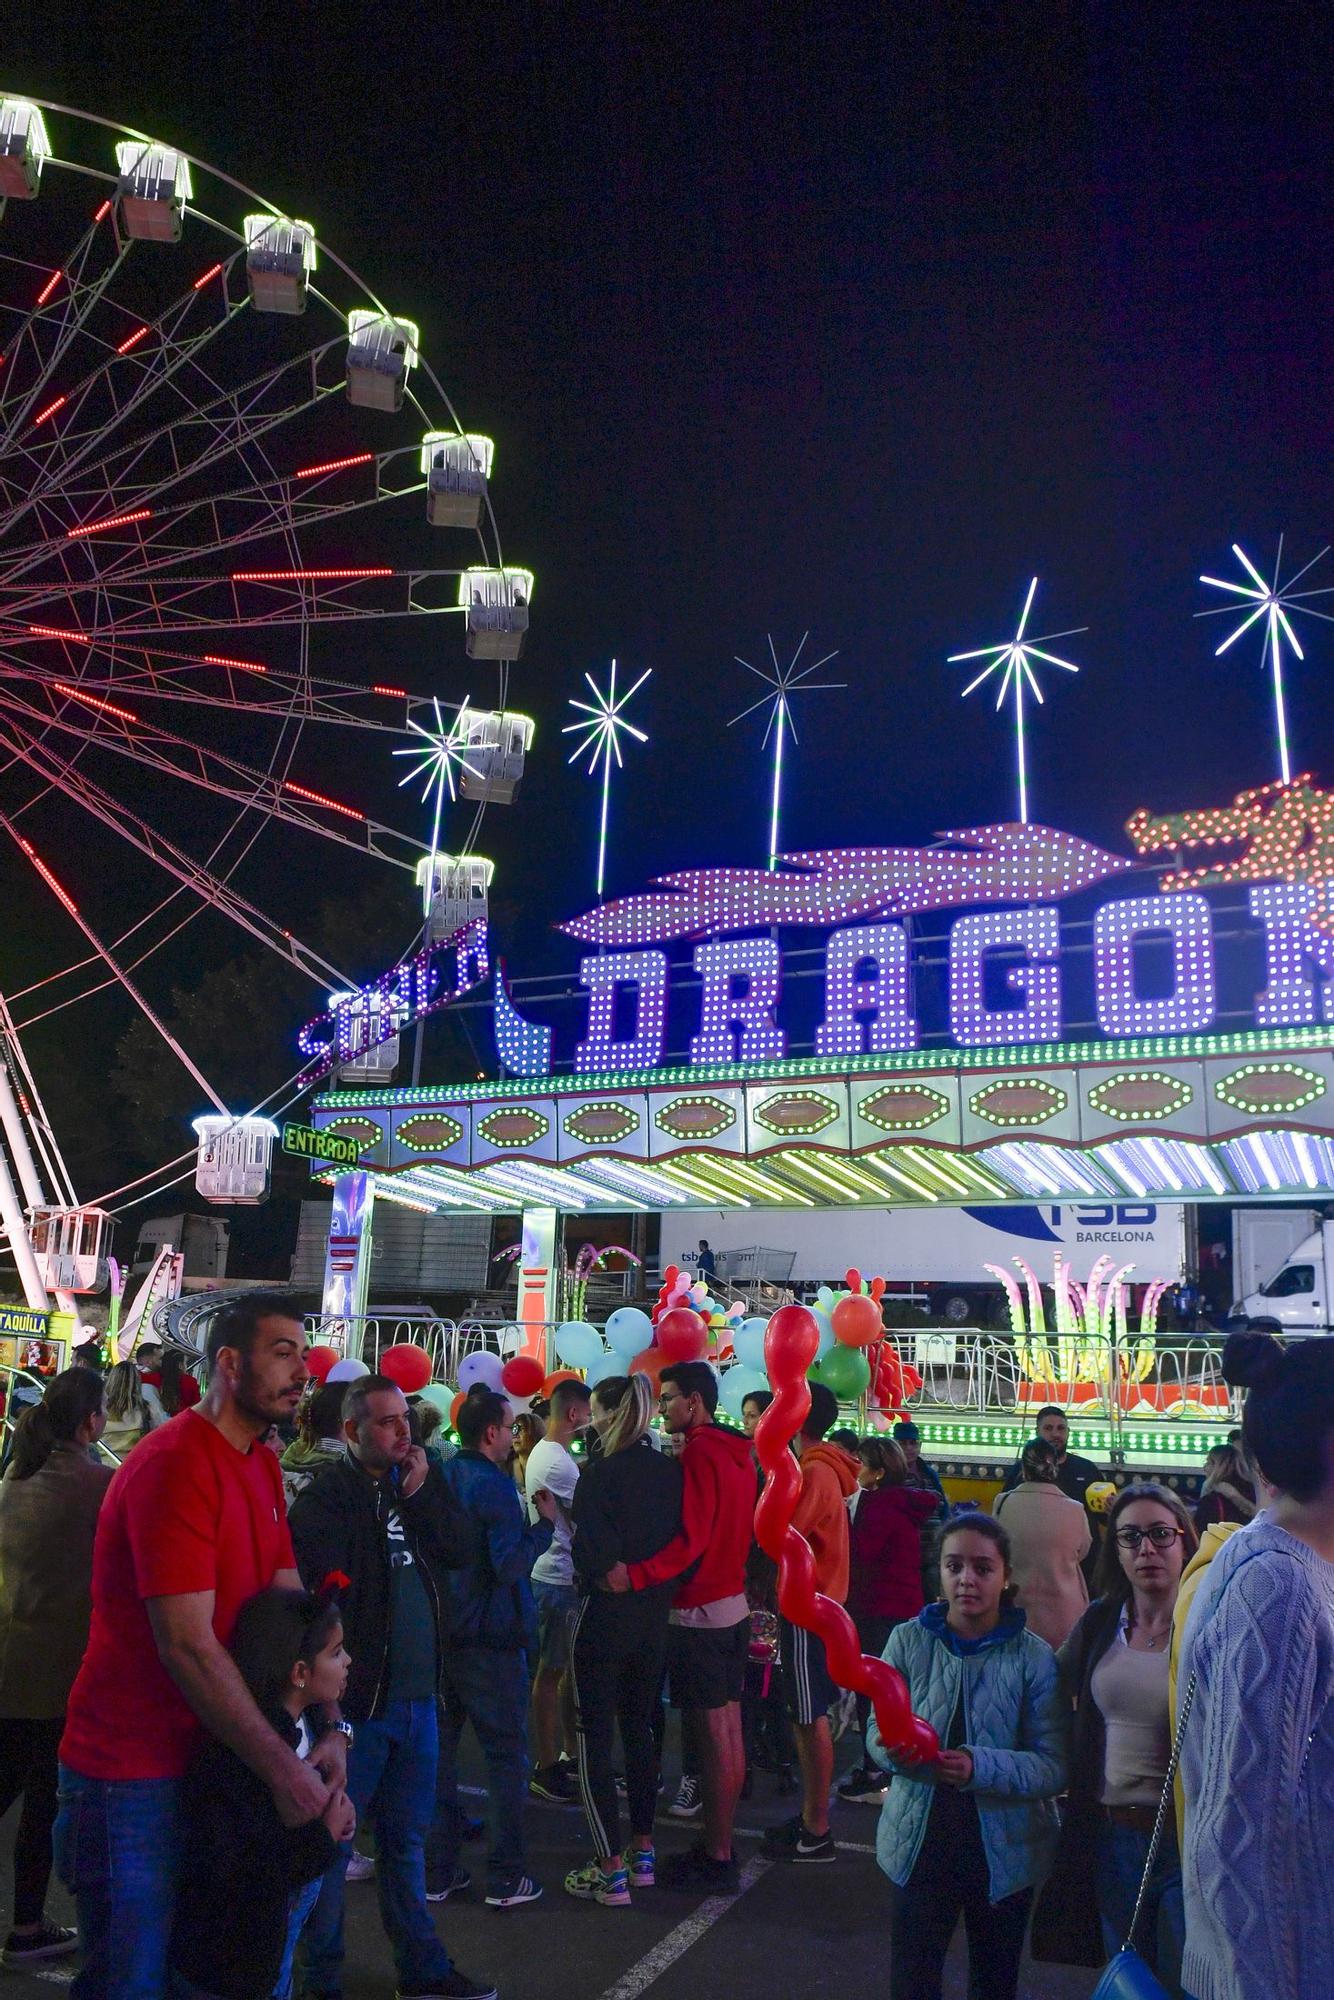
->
xmin=0 ymin=1300 xmax=1330 ymax=2000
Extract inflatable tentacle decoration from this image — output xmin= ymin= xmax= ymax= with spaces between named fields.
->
xmin=754 ymin=1304 xmax=939 ymax=1764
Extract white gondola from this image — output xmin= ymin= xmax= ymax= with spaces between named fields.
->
xmin=459 ymin=567 xmax=533 ymax=662
xmin=421 ymin=432 xmax=494 ymax=528
xmin=457 ymin=709 xmax=534 ymax=804
xmin=327 ymin=988 xmax=409 ymax=1084
xmin=244 ymin=214 xmax=316 ymax=315
xmin=0 ymin=100 xmax=50 ymax=207
xmin=28 ymin=1204 xmax=111 ymax=1294
xmin=416 ymin=853 xmax=494 ymax=942
xmin=346 ymin=309 xmax=419 ymax=412
xmin=114 ymin=141 xmax=192 ymax=242
xmin=193 ymin=1115 xmax=277 ymax=1205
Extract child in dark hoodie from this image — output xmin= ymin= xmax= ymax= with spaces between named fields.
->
xmin=868 ymin=1512 xmax=1064 ymax=2000
xmin=170 ymin=1587 xmax=354 ymax=2000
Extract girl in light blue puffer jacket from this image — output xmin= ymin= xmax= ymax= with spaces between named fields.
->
xmin=867 ymin=1511 xmax=1065 ymax=2000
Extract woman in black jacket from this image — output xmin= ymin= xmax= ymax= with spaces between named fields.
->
xmin=564 ymin=1375 xmax=683 ymax=1907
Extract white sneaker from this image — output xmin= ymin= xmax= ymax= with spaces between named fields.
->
xmin=346 ymin=1849 xmax=375 ymax=1881
xmin=667 ymin=1775 xmax=702 ymax=1819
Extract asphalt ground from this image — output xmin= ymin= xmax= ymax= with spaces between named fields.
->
xmin=1 ymin=1728 xmax=1100 ymax=2000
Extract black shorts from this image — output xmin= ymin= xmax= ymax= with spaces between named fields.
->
xmin=778 ymin=1616 xmax=839 ymax=1725
xmin=666 ymin=1616 xmax=749 ymax=1711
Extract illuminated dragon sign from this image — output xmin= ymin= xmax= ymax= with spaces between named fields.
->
xmin=559 ymin=822 xmax=1134 ymax=947
xmin=1127 ymin=775 xmax=1334 ymax=932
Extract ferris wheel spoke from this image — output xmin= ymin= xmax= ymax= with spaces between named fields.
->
xmin=0 ymin=709 xmax=350 ymax=987
xmin=0 ymin=677 xmax=422 ymax=871
xmin=1 ymin=566 xmax=466 ymax=634
xmin=0 ymin=214 xmax=131 ymax=450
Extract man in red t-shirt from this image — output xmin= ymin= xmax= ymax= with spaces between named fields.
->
xmin=56 ymin=1296 xmax=346 ymax=2000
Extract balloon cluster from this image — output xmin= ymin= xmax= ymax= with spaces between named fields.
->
xmin=753 ymin=1304 xmax=939 ymax=1763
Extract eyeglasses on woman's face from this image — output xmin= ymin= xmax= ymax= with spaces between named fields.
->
xmin=1114 ymin=1522 xmax=1185 ymax=1551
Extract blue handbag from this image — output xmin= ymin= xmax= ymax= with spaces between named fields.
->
xmin=1089 ymin=1673 xmax=1195 ymax=2000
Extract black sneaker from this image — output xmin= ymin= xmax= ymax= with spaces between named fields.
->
xmin=529 ymin=1763 xmax=574 ymax=1804
xmin=792 ymin=1826 xmax=836 ymax=1863
xmin=397 ymin=1975 xmax=497 ymax=2000
xmin=761 ymin=1812 xmax=805 ymax=1850
xmin=484 ymin=1875 xmax=543 ymax=1910
xmin=667 ymin=1774 xmax=702 ymax=1819
xmin=836 ymin=1767 xmax=889 ymax=1804
xmin=656 ymin=1844 xmax=739 ymax=1895
xmin=425 ymin=1865 xmax=472 ymax=1903
xmin=2 ymin=1925 xmax=78 ymax=1965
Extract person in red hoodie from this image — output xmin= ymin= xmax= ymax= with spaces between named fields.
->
xmin=762 ymin=1383 xmax=858 ymax=1866
xmin=837 ymin=1435 xmax=942 ymax=1804
xmin=604 ymin=1360 xmax=755 ymax=1896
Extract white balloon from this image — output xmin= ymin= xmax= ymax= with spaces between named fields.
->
xmin=326 ymin=1357 xmax=370 ymax=1384
xmin=458 ymin=1349 xmax=506 ymax=1393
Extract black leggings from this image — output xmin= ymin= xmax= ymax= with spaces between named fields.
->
xmin=570 ymin=1591 xmax=670 ymax=1860
xmin=889 ymin=1794 xmax=1032 ymax=2000
xmin=0 ymin=1716 xmax=63 ymax=1927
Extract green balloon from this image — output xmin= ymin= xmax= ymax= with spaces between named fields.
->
xmin=815 ymin=1344 xmax=871 ymax=1400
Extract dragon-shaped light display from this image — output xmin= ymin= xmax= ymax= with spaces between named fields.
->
xmin=753 ymin=1303 xmax=938 ymax=1763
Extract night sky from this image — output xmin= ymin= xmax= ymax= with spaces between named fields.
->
xmin=3 ymin=3 xmax=1333 ymax=1213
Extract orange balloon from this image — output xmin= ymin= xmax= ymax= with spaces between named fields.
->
xmin=542 ymin=1368 xmax=582 ymax=1397
xmin=831 ymin=1291 xmax=883 ymax=1348
xmin=450 ymin=1391 xmax=467 ymax=1432
xmin=628 ymin=1344 xmax=667 ymax=1391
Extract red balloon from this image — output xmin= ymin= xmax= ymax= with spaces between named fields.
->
xmin=663 ymin=1264 xmax=681 ymax=1286
xmin=305 ymin=1344 xmax=339 ymax=1383
xmin=764 ymin=1303 xmax=821 ymax=1379
xmin=870 ymin=1275 xmax=886 ymax=1302
xmin=656 ymin=1305 xmax=708 ymax=1363
xmin=542 ymin=1368 xmax=582 ymax=1397
xmin=832 ymin=1292 xmax=882 ymax=1348
xmin=379 ymin=1343 xmax=432 ymax=1392
xmin=629 ymin=1344 xmax=666 ymax=1390
xmin=501 ymin=1354 xmax=545 ymax=1398
xmin=450 ymin=1391 xmax=467 ymax=1432
xmin=845 ymin=1268 xmax=862 ymax=1296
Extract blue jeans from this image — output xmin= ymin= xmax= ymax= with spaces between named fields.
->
xmin=273 ymin=1873 xmax=322 ymax=1999
xmin=429 ymin=1647 xmax=530 ymax=1896
xmin=1095 ymin=1816 xmax=1185 ymax=1992
xmin=54 ymin=1766 xmax=181 ymax=2000
xmin=301 ymin=1699 xmax=450 ymax=1998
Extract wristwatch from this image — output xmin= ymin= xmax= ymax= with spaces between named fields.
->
xmin=331 ymin=1719 xmax=354 ymax=1745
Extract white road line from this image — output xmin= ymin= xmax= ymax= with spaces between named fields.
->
xmin=592 ymin=1855 xmax=773 ymax=2000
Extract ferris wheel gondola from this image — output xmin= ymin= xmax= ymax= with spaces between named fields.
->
xmin=0 ymin=95 xmax=532 ymax=1278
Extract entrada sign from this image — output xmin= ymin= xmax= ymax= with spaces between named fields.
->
xmin=282 ymin=1122 xmax=362 ymax=1167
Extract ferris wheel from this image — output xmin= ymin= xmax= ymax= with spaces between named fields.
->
xmin=0 ymin=96 xmax=534 ymax=1311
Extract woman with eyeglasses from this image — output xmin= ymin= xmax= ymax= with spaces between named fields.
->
xmin=1032 ymin=1482 xmax=1197 ymax=1994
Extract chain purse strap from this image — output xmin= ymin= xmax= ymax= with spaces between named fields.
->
xmin=1124 ymin=1670 xmax=1196 ymax=1951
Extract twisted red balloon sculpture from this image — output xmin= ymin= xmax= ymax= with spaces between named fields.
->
xmin=754 ymin=1304 xmax=939 ymax=1763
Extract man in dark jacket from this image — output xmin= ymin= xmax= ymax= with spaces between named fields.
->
xmin=289 ymin=1374 xmax=494 ymax=2000
xmin=427 ymin=1387 xmax=557 ymax=1911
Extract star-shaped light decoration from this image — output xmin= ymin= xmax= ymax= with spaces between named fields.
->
xmin=563 ymin=659 xmax=651 ymax=901
xmin=393 ymin=696 xmax=484 ymax=910
xmin=728 ymin=633 xmax=844 ymax=870
xmin=949 ymin=578 xmax=1086 ymax=824
xmin=1198 ymin=539 xmax=1332 ymax=785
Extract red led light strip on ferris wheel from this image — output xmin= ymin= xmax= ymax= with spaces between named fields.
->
xmin=17 ymin=837 xmax=78 ymax=916
xmin=201 ymin=653 xmax=268 ymax=675
xmin=53 ymin=682 xmax=139 ymax=723
xmin=231 ymin=567 xmax=394 ymax=582
xmin=66 ymin=508 xmax=152 ymax=539
xmin=94 ymin=200 xmax=112 ymax=223
xmin=116 ymin=326 xmax=150 ymax=355
xmin=29 ymin=623 xmax=90 ymax=643
xmin=372 ymin=685 xmax=407 ymax=698
xmin=31 ymin=395 xmax=67 ymax=428
xmin=283 ymin=781 xmax=366 ymax=821
xmin=192 ymin=263 xmax=224 ymax=290
xmin=36 ymin=270 xmax=62 ymax=307
xmin=295 ymin=451 xmax=374 ymax=480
